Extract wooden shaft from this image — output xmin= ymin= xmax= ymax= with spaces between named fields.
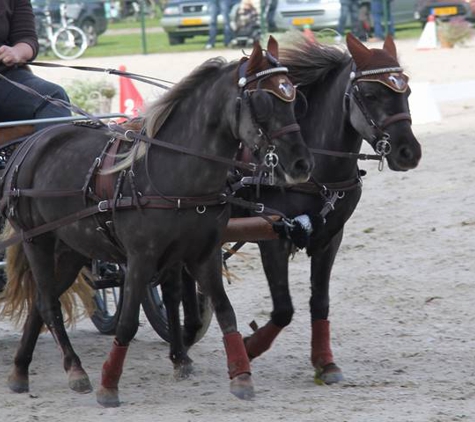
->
xmin=0 ymin=125 xmax=34 ymax=145
xmin=223 ymin=216 xmax=280 ymax=242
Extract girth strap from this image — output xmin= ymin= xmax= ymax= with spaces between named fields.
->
xmin=0 ymin=193 xmax=226 ymax=251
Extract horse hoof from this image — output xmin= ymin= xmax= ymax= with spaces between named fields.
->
xmin=314 ymin=363 xmax=344 ymax=385
xmin=69 ymin=375 xmax=93 ymax=393
xmin=7 ymin=373 xmax=29 ymax=393
xmin=68 ymin=367 xmax=93 ymax=393
xmin=230 ymin=373 xmax=255 ymax=400
xmin=174 ymin=361 xmax=194 ymax=380
xmin=96 ymin=387 xmax=121 ymax=408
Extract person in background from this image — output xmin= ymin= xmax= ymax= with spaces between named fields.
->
xmin=336 ymin=0 xmax=361 ymax=42
xmin=369 ymin=0 xmax=394 ymax=42
xmin=205 ymin=0 xmax=234 ymax=49
xmin=230 ymin=0 xmax=260 ymax=46
xmin=0 ymin=0 xmax=71 ymax=131
xmin=266 ymin=0 xmax=278 ymax=32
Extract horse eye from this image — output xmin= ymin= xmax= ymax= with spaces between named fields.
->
xmin=364 ymin=93 xmax=377 ymax=101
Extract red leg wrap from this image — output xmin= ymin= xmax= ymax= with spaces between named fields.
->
xmin=223 ymin=332 xmax=251 ymax=379
xmin=101 ymin=340 xmax=129 ymax=389
xmin=245 ymin=321 xmax=283 ymax=359
xmin=311 ymin=320 xmax=334 ymax=368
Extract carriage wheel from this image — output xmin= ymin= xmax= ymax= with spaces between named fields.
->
xmin=86 ymin=262 xmax=212 ymax=344
xmin=90 ymin=286 xmax=122 ymax=335
xmin=141 ymin=277 xmax=213 ymax=345
xmin=84 ymin=262 xmax=125 ymax=335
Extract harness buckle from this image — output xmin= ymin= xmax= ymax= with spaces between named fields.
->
xmin=124 ymin=130 xmax=136 ymax=141
xmin=248 ymin=163 xmax=258 ymax=173
xmin=98 ymin=200 xmax=109 ymax=212
xmin=254 ymin=203 xmax=265 ymax=213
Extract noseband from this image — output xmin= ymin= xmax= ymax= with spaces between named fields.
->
xmin=345 ymin=63 xmax=412 ymax=169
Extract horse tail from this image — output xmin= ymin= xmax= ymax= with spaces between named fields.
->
xmin=0 ymin=222 xmax=96 ymax=329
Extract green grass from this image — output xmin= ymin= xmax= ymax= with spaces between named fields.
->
xmin=36 ymin=21 xmax=423 ymax=61
xmin=37 ymin=29 xmax=224 ymax=60
xmin=393 ymin=21 xmax=424 ymax=39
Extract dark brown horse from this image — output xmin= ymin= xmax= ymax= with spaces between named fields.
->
xmin=162 ymin=33 xmax=422 ymax=384
xmin=0 ymin=37 xmax=314 ymax=407
xmin=241 ymin=33 xmax=421 ymax=383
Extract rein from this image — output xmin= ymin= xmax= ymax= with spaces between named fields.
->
xmin=0 ymin=71 xmax=259 ymax=174
xmin=28 ymin=61 xmax=175 ymax=90
xmin=308 ymin=147 xmax=381 ymax=162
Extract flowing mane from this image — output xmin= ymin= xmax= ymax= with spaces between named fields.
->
xmin=106 ymin=57 xmax=231 ymax=173
xmin=145 ymin=57 xmax=230 ymax=137
xmin=279 ymin=33 xmax=351 ymax=86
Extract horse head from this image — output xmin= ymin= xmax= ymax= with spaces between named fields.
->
xmin=236 ymin=36 xmax=314 ymax=183
xmin=345 ymin=33 xmax=421 ymax=171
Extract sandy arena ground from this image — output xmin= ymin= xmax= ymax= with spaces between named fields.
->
xmin=0 ymin=35 xmax=474 ymax=422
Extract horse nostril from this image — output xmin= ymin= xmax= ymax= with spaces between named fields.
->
xmin=399 ymin=146 xmax=413 ymax=161
xmin=293 ymin=158 xmax=313 ymax=176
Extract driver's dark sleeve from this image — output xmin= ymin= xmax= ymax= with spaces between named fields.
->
xmin=8 ymin=0 xmax=40 ymax=59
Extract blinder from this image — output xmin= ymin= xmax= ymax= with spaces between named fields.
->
xmin=248 ymin=89 xmax=273 ymax=124
xmin=246 ymin=76 xmax=299 ymax=124
xmin=352 ymin=69 xmax=409 ymax=93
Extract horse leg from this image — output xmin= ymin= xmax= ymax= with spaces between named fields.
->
xmin=244 ymin=239 xmax=293 ymax=360
xmin=55 ymin=247 xmax=93 ymax=391
xmin=181 ymin=268 xmax=204 ymax=348
xmin=96 ymin=256 xmax=156 ymax=408
xmin=12 ymin=239 xmax=92 ymax=393
xmin=7 ymin=305 xmax=43 ymax=393
xmin=161 ymin=265 xmax=194 ymax=379
xmin=189 ymin=249 xmax=254 ymax=400
xmin=309 ymin=229 xmax=345 ymax=385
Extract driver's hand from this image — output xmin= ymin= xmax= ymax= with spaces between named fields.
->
xmin=0 ymin=45 xmax=25 ymax=66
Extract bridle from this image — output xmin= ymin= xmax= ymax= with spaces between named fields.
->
xmin=344 ymin=63 xmax=412 ymax=170
xmin=235 ymin=53 xmax=301 ymax=184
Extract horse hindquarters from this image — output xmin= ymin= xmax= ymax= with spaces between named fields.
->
xmin=6 ymin=238 xmax=92 ymax=393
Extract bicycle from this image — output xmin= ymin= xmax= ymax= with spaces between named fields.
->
xmin=36 ymin=2 xmax=88 ymax=60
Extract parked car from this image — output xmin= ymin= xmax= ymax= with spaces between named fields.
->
xmin=275 ymin=0 xmax=417 ymax=32
xmin=32 ymin=0 xmax=108 ymax=46
xmin=161 ymin=0 xmax=240 ymax=45
xmin=160 ymin=0 xmax=420 ymax=46
xmin=415 ymin=0 xmax=475 ymax=22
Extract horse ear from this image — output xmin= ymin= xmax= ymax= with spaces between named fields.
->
xmin=247 ymin=40 xmax=264 ymax=75
xmin=383 ymin=35 xmax=397 ymax=59
xmin=267 ymin=35 xmax=279 ymax=60
xmin=346 ymin=33 xmax=371 ymax=69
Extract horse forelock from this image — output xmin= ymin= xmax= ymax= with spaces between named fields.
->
xmin=278 ymin=33 xmax=350 ymax=87
xmin=145 ymin=57 xmax=229 ymax=138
